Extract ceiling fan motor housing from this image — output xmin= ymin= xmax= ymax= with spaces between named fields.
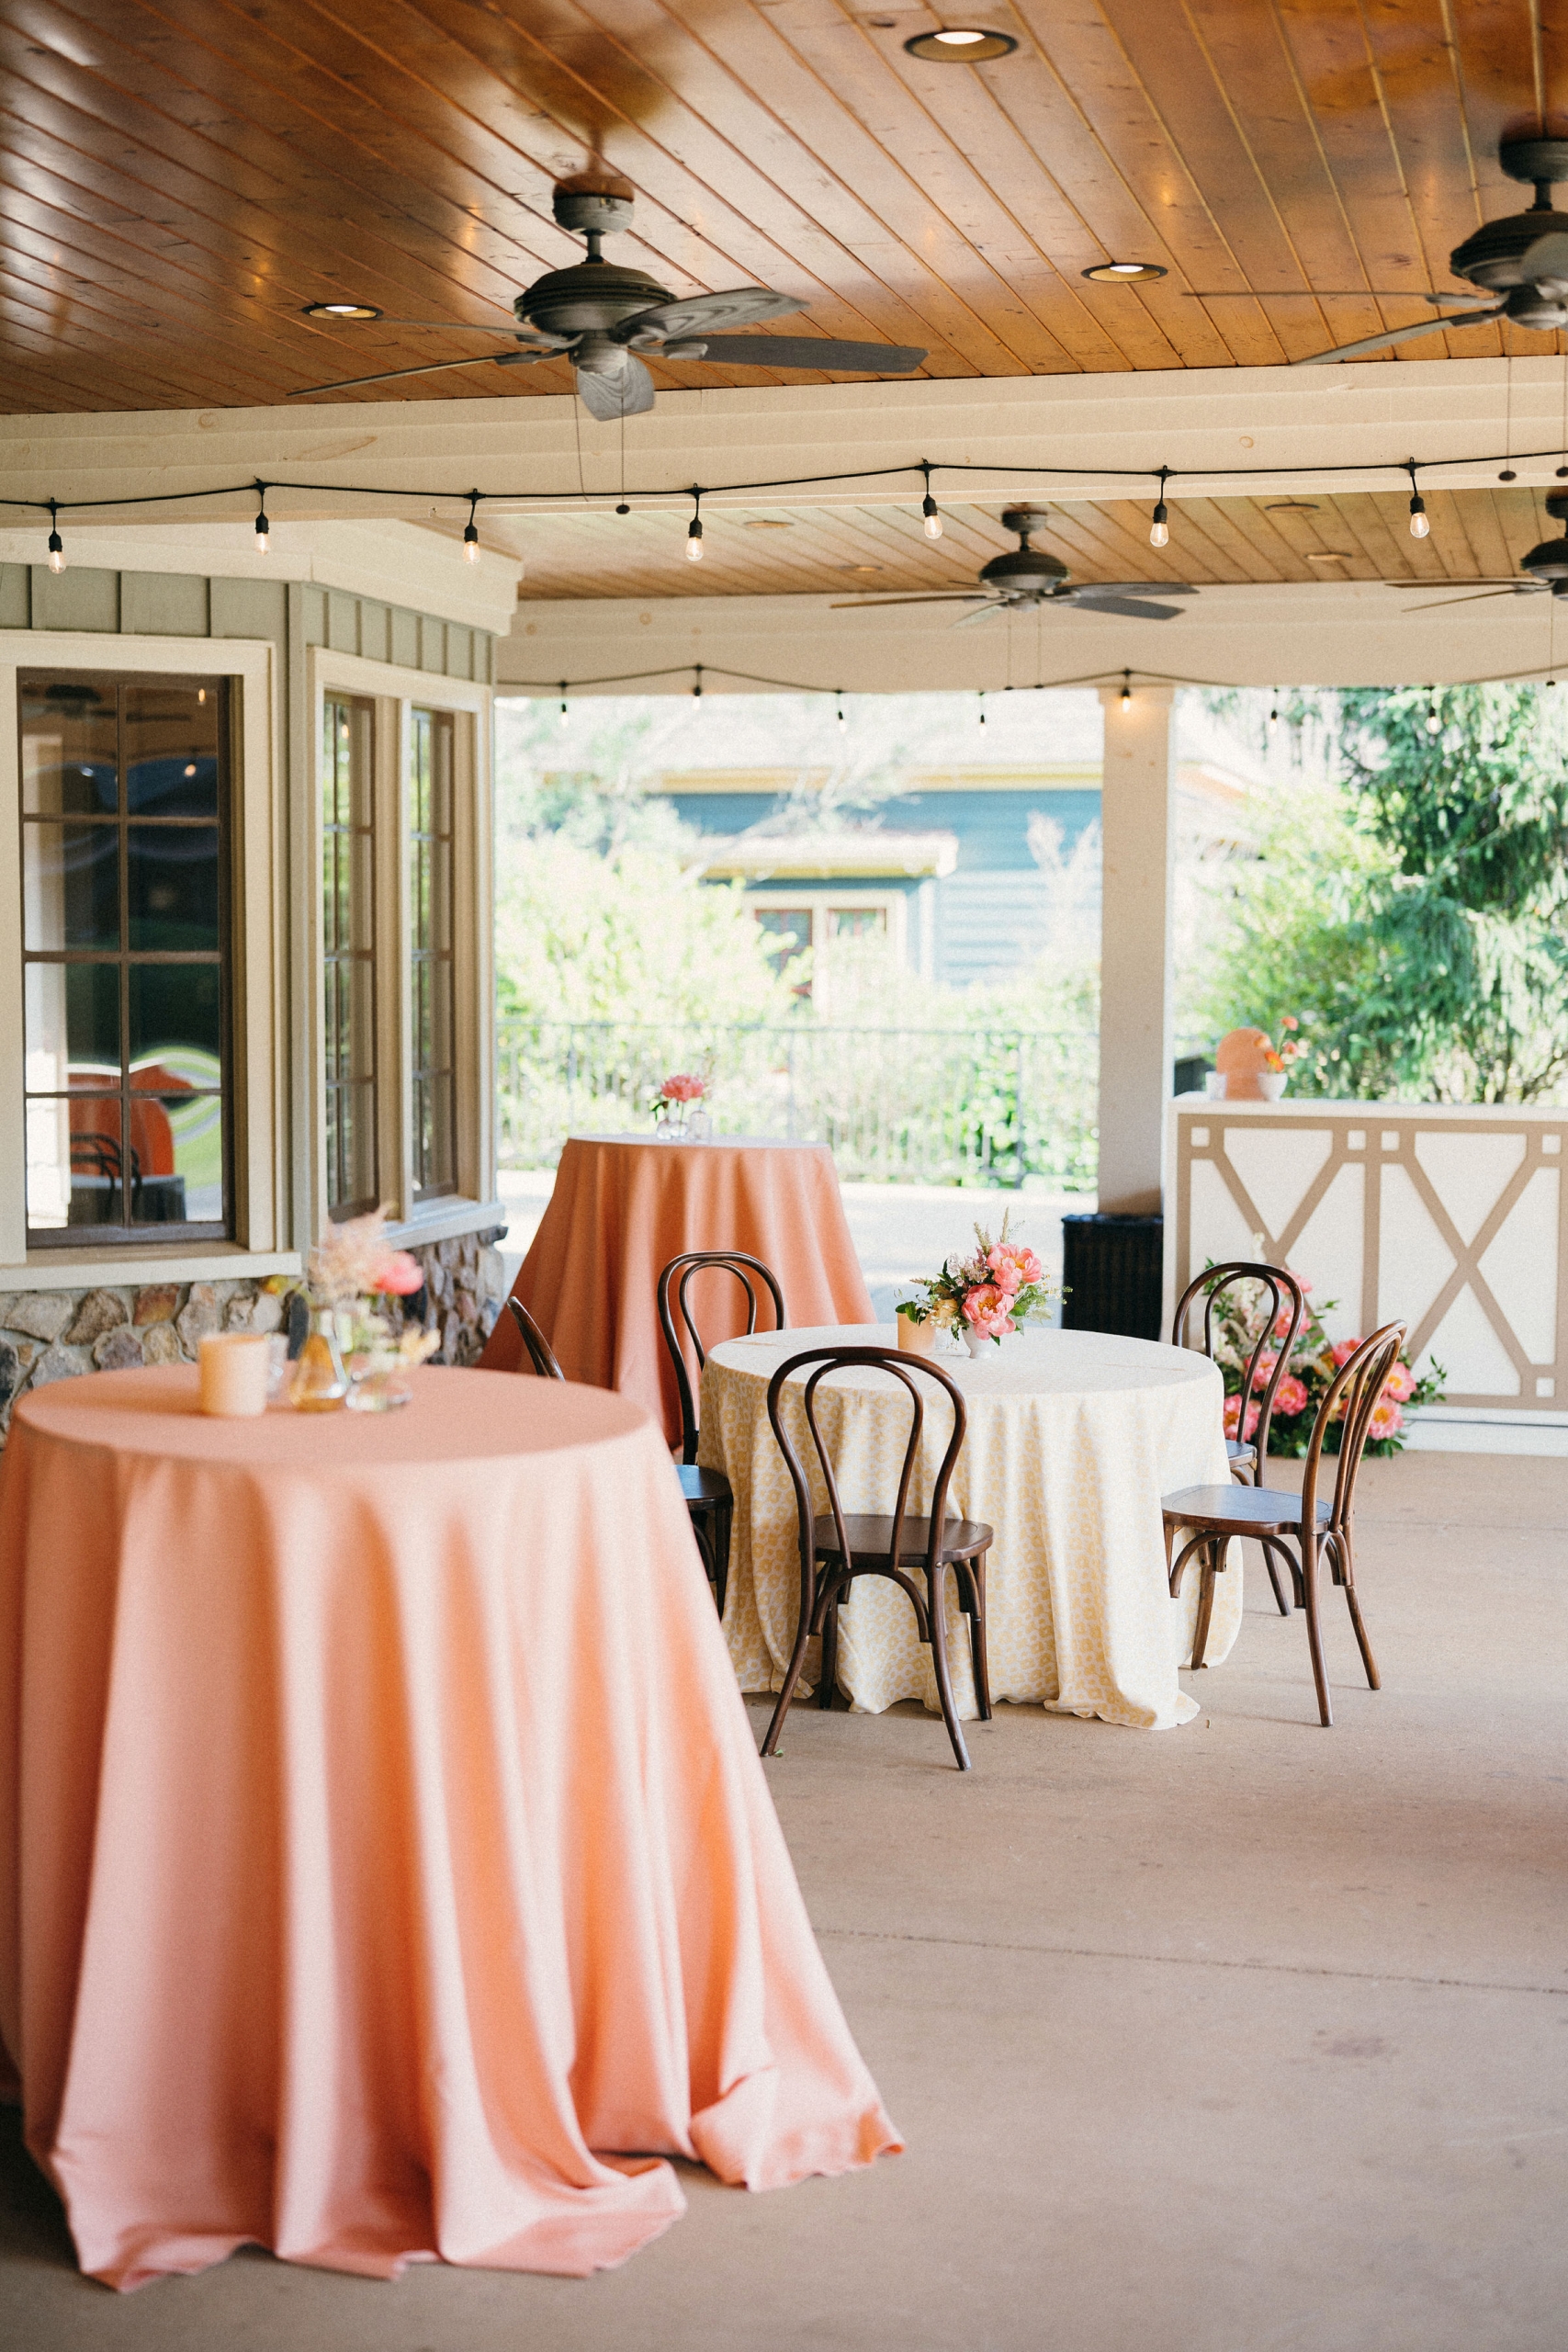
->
xmin=979 ymin=546 xmax=1070 ymax=594
xmin=514 ymin=258 xmax=675 ymax=339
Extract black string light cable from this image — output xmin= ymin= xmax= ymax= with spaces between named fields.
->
xmin=502 ymin=654 xmax=1568 ymax=698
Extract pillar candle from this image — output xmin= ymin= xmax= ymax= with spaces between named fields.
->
xmin=198 ymin=1332 xmax=272 ymax=1418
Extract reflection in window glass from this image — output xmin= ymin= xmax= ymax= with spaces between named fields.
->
xmin=410 ymin=708 xmax=457 ymax=1199
xmin=321 ymin=695 xmax=378 ymax=1219
xmin=18 ymin=672 xmax=230 ymax=1239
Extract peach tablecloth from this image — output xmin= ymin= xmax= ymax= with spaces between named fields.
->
xmin=0 ymin=1364 xmax=898 ymax=2291
xmin=479 ymin=1136 xmax=874 ymax=1445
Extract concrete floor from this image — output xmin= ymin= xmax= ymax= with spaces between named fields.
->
xmin=3 ymin=1449 xmax=1564 ymax=2350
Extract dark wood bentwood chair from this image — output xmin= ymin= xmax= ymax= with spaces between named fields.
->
xmin=761 ymin=1347 xmax=993 ymax=1771
xmin=1172 ymin=1260 xmax=1304 ymax=1616
xmin=656 ymin=1250 xmax=786 ymax=1620
xmin=507 ymin=1295 xmax=565 ymax=1380
xmin=1161 ymin=1322 xmax=1404 ymax=1726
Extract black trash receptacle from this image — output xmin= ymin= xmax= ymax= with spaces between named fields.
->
xmin=1061 ymin=1213 xmax=1165 ymax=1340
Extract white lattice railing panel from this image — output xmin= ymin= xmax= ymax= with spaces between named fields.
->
xmin=1168 ymin=1102 xmax=1567 ymax=1411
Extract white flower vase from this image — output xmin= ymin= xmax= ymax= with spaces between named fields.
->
xmin=1258 ymin=1071 xmax=1288 ymax=1101
xmin=963 ymin=1326 xmax=991 ymax=1359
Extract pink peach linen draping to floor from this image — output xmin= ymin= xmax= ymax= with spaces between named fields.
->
xmin=479 ymin=1136 xmax=874 ymax=1445
xmin=0 ymin=1364 xmax=898 ymax=2293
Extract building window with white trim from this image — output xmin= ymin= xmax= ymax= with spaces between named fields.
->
xmin=321 ymin=694 xmax=378 ymax=1220
xmin=410 ymin=707 xmax=457 ymax=1200
xmin=19 ymin=670 xmax=231 ymax=1243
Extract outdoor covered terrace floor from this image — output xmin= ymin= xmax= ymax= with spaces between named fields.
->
xmin=2 ymin=1443 xmax=1562 ymax=2351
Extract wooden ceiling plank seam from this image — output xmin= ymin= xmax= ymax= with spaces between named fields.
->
xmin=1006 ymin=2 xmax=1292 ymax=369
xmin=1353 ymin=0 xmax=1491 ymax=314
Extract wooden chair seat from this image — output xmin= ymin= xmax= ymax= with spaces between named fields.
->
xmin=814 ymin=1511 xmax=993 ymax=1568
xmin=679 ymin=1463 xmax=733 ymax=1506
xmin=1225 ymin=1435 xmax=1257 ymax=1472
xmin=674 ymin=1464 xmax=734 ymax=1615
xmin=1163 ymin=1486 xmax=1332 ymax=1538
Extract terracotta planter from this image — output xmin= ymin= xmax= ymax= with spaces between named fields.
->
xmin=896 ymin=1314 xmax=938 ymax=1356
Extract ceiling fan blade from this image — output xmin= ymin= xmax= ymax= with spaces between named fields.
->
xmin=288 ymin=349 xmax=555 ymax=396
xmin=339 ymin=319 xmax=547 ymax=334
xmin=827 ymin=594 xmax=987 ymax=610
xmin=690 ymin=334 xmax=928 ymax=373
xmin=575 ymin=352 xmax=655 ymax=421
xmin=949 ymin=602 xmax=1009 ymax=629
xmin=1072 ymin=581 xmax=1198 ymax=598
xmin=615 ymin=288 xmax=805 ymax=344
xmin=1066 ymin=594 xmax=1188 ymax=620
xmin=1186 ymin=290 xmax=1483 ymax=303
xmin=1297 ymin=307 xmax=1503 ymax=363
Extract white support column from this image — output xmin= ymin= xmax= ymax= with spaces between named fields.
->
xmin=1095 ymin=684 xmax=1175 ymax=1216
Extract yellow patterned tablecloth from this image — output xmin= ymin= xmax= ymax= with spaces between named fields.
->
xmin=700 ymin=1323 xmax=1237 ymax=1733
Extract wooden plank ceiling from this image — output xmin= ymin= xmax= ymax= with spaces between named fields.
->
xmin=503 ymin=483 xmax=1565 ymax=597
xmin=4 ymin=0 xmax=1568 ymax=415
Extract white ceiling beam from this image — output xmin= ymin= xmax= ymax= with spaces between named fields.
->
xmin=499 ymin=582 xmax=1568 ymax=694
xmin=2 ymin=356 xmax=1567 ymax=523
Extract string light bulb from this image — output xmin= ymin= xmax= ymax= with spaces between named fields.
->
xmin=462 ymin=489 xmax=480 ymax=564
xmin=558 ymin=684 xmax=570 ymax=728
xmin=1406 ymin=458 xmax=1429 ymax=540
xmin=1268 ymin=702 xmax=1280 ymax=738
xmin=1425 ymin=695 xmax=1441 ymax=734
xmin=254 ymin=480 xmax=270 ymax=554
xmin=836 ymin=695 xmax=846 ymax=731
xmin=977 ymin=690 xmax=986 ymax=728
xmin=920 ymin=461 xmax=943 ymax=540
xmin=686 ymin=489 xmax=705 ymax=563
xmin=1119 ymin=671 xmax=1133 ymax=714
xmin=692 ymin=664 xmax=705 ymax=711
xmin=1148 ymin=466 xmax=1171 ymax=549
xmin=46 ymin=501 xmax=64 ymax=575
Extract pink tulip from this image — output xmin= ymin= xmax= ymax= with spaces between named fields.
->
xmin=373 ymin=1250 xmax=424 ymax=1296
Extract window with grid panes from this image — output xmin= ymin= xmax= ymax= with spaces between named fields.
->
xmin=321 ymin=695 xmax=378 ymax=1219
xmin=409 ymin=707 xmax=457 ymax=1199
xmin=18 ymin=671 xmax=231 ymax=1242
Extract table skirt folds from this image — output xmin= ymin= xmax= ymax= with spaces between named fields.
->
xmin=0 ymin=1385 xmax=898 ymax=2290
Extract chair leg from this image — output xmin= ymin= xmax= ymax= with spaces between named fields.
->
xmin=761 ymin=1549 xmax=818 ymax=1757
xmin=925 ymin=1561 xmax=971 ymax=1770
xmin=1335 ymin=1530 xmax=1381 ymax=1690
xmin=817 ymin=1592 xmax=840 ymax=1710
xmin=1258 ymin=1536 xmax=1292 ymax=1618
xmin=712 ymin=1493 xmax=731 ymax=1620
xmin=1300 ymin=1532 xmax=1333 ymax=1726
xmin=1189 ymin=1540 xmax=1219 ymax=1670
xmin=965 ymin=1550 xmax=992 ymax=1721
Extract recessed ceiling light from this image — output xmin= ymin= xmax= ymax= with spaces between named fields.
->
xmin=302 ymin=301 xmax=383 ymax=320
xmin=840 ymin=563 xmax=886 ymax=574
xmin=744 ymin=517 xmax=795 ymax=529
xmin=1265 ymin=500 xmax=1321 ymax=514
xmin=1081 ymin=262 xmax=1168 ymax=284
xmin=904 ymin=27 xmax=1018 ymax=61
xmin=1305 ymin=550 xmax=1355 ymax=561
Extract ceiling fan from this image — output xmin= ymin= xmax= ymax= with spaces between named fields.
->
xmin=289 ymin=180 xmax=928 ymax=417
xmin=1393 ymin=492 xmax=1568 ymax=609
xmin=1288 ymin=136 xmax=1568 ymax=364
xmin=830 ymin=507 xmax=1196 ymax=626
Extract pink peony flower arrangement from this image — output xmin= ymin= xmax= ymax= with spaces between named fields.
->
xmin=305 ymin=1206 xmax=423 ymax=1307
xmin=1200 ymin=1261 xmax=1444 ymax=1460
xmin=655 ymin=1072 xmax=706 ymax=1106
xmin=898 ymin=1213 xmax=1058 ymax=1350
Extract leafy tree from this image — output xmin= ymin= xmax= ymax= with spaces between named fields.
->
xmin=1199 ymin=684 xmax=1568 ymax=1102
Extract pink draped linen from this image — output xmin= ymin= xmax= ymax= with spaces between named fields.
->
xmin=479 ymin=1136 xmax=874 ymax=1445
xmin=0 ymin=1364 xmax=898 ymax=2291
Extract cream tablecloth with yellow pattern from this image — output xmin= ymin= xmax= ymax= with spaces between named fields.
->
xmin=700 ymin=1323 xmax=1238 ymax=1733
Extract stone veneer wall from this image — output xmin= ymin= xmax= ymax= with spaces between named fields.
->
xmin=0 ymin=1229 xmax=507 ymax=1442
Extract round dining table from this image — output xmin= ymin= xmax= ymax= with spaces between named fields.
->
xmin=0 ymin=1363 xmax=898 ymax=2291
xmin=479 ymin=1135 xmax=874 ymax=1446
xmin=700 ymin=1323 xmax=1237 ymax=1733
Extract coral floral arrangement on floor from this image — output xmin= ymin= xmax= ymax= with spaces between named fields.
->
xmin=1202 ymin=1264 xmax=1446 ymax=1457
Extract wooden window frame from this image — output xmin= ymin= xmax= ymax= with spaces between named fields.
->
xmin=0 ymin=634 xmax=284 ymax=1280
xmin=307 ymin=650 xmax=493 ymax=1248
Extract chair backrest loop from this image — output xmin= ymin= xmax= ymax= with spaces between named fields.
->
xmin=657 ymin=1250 xmax=786 ymax=1463
xmin=507 ymin=1295 xmax=565 ymax=1381
xmin=1172 ymin=1260 xmax=1304 ymax=1476
xmin=764 ymin=1345 xmax=969 ymax=1588
xmin=1298 ymin=1321 xmax=1407 ymax=1534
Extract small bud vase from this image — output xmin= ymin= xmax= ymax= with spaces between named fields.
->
xmin=290 ymin=1306 xmax=350 ymax=1411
